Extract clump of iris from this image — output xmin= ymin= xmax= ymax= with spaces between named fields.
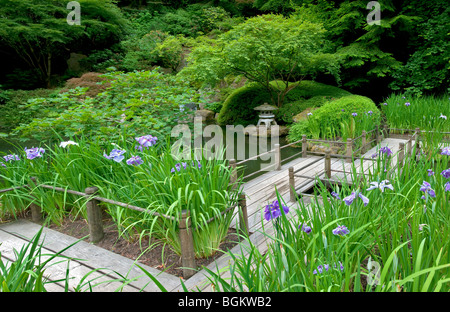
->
xmin=171 ymin=160 xmax=202 ymax=173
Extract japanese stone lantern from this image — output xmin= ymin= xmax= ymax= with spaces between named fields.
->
xmin=254 ymin=103 xmax=278 ymax=128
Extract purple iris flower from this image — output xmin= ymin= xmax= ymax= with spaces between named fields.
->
xmin=171 ymin=163 xmax=182 ymax=173
xmin=367 ymin=110 xmax=373 ymax=115
xmin=126 ymin=156 xmax=143 ymax=166
xmin=366 ymin=180 xmax=394 ymax=192
xmin=299 ymin=223 xmax=312 ymax=234
xmin=334 ymin=262 xmax=344 ymax=272
xmin=104 ymin=149 xmax=126 ymax=162
xmin=264 ymin=200 xmax=289 ymax=221
xmin=332 ymin=225 xmax=350 ymax=236
xmin=343 ymin=191 xmax=369 ymax=206
xmin=380 ymin=146 xmax=393 ymax=157
xmin=445 ymin=182 xmax=450 ymax=192
xmin=3 ymin=154 xmax=20 ymax=162
xmin=313 ymin=264 xmax=331 ymax=275
xmin=25 ymin=147 xmax=45 ymax=160
xmin=427 ymin=169 xmax=434 ymax=176
xmin=420 ymin=181 xmax=436 ymax=198
xmin=192 ymin=160 xmax=202 ymax=169
xmin=441 ymin=169 xmax=450 ymax=179
xmin=405 ymin=102 xmax=411 ymax=106
xmin=383 ymin=102 xmax=388 ymax=106
xmin=352 ymin=112 xmax=357 ymax=117
xmin=135 ymin=135 xmax=157 ymax=151
xmin=331 ymin=191 xmax=340 ymax=199
xmin=441 ymin=147 xmax=450 ymax=156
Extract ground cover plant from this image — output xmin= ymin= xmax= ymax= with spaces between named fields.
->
xmin=0 ymin=133 xmax=240 ymax=259
xmin=9 ymin=69 xmax=212 ymax=144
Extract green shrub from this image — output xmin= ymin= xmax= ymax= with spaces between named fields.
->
xmin=288 ymin=95 xmax=381 ymax=142
xmin=0 ymin=88 xmax=58 ymax=132
xmin=217 ymin=82 xmax=276 ymax=126
xmin=218 ymin=80 xmax=351 ymax=126
xmin=283 ymin=80 xmax=352 ymax=101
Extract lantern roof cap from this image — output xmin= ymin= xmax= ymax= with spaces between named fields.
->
xmin=254 ymin=103 xmax=277 ymax=111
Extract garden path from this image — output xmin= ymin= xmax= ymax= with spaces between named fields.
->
xmin=0 ymin=137 xmax=414 ymax=292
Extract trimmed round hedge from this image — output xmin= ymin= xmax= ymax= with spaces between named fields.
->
xmin=217 ymin=80 xmax=352 ymax=126
xmin=288 ymin=94 xmax=381 ymax=142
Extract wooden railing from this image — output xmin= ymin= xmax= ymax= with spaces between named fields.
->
xmin=0 ymin=177 xmax=249 ymax=279
xmin=229 ymin=124 xmax=383 ymax=181
xmin=287 ymin=127 xmax=423 ymax=201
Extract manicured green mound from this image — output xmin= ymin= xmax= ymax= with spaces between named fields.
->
xmin=288 ymin=94 xmax=381 ymax=141
xmin=217 ymin=80 xmax=351 ymax=126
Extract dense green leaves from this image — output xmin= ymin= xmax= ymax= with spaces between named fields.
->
xmin=181 ymin=13 xmax=340 ymax=107
xmin=0 ymin=0 xmax=127 ymax=88
xmin=11 ymin=69 xmax=211 ymax=143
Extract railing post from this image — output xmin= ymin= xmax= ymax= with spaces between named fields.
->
xmin=407 ymin=138 xmax=412 ymax=156
xmin=85 ymin=186 xmax=104 ymax=243
xmin=179 ymin=210 xmax=196 ymax=279
xmin=302 ymin=135 xmax=307 ymax=158
xmin=398 ymin=142 xmax=405 ymax=171
xmin=361 ymin=130 xmax=367 ymax=154
xmin=238 ymin=193 xmax=249 ymax=237
xmin=29 ymin=177 xmax=42 ymax=224
xmin=229 ymin=159 xmax=237 ymax=190
xmin=289 ymin=167 xmax=295 ymax=202
xmin=325 ymin=150 xmax=331 ymax=178
xmin=415 ymin=128 xmax=420 ymax=151
xmin=274 ymin=143 xmax=281 ymax=170
xmin=375 ymin=125 xmax=380 ymax=144
xmin=383 ymin=124 xmax=389 ymax=139
xmin=346 ymin=138 xmax=352 ymax=163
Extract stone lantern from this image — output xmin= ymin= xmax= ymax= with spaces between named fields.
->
xmin=254 ymin=103 xmax=278 ymax=128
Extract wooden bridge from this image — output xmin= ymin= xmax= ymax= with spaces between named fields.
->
xmin=0 ymin=126 xmax=438 ymax=292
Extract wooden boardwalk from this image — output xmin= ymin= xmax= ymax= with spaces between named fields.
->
xmin=0 ymin=137 xmax=414 ymax=292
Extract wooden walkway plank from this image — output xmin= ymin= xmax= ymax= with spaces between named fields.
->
xmin=0 ymin=220 xmax=181 ymax=292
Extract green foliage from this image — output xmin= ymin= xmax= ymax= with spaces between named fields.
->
xmin=289 ymin=0 xmax=448 ymax=97
xmin=155 ymin=35 xmax=193 ymax=72
xmin=0 ymin=88 xmax=58 ymax=132
xmin=217 ymin=83 xmax=274 ymax=126
xmin=0 ymin=0 xmax=128 ymax=88
xmin=120 ymin=30 xmax=168 ymax=72
xmin=181 ymin=13 xmax=341 ymax=107
xmin=389 ymin=7 xmax=450 ymax=96
xmin=0 ymin=137 xmax=239 ymax=258
xmin=288 ymin=95 xmax=380 ymax=141
xmin=218 ymin=80 xmax=352 ymax=126
xmin=205 ymin=148 xmax=450 ymax=291
xmin=381 ymin=94 xmax=450 ymax=132
xmin=11 ymin=69 xmax=211 ymax=143
xmin=276 ymin=80 xmax=352 ymax=124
